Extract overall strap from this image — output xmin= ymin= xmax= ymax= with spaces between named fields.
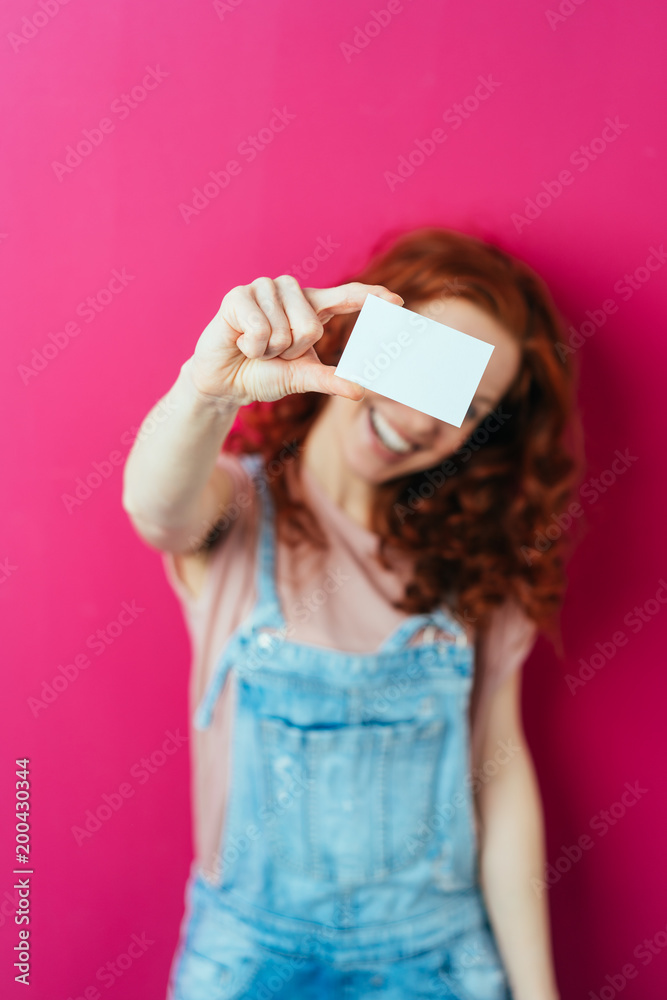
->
xmin=242 ymin=453 xmax=286 ymax=632
xmin=378 ymin=602 xmax=468 ymax=653
xmin=192 ymin=452 xmax=283 ymax=732
xmin=193 ymin=642 xmax=238 ymax=731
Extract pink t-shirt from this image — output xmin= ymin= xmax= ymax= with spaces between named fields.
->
xmin=162 ymin=450 xmax=538 ymax=884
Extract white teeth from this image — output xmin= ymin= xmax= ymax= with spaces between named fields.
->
xmin=369 ymin=407 xmax=413 ymax=454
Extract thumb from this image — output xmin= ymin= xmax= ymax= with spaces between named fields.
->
xmin=288 ymin=350 xmax=366 ymax=400
xmin=315 ymin=365 xmax=367 ymax=401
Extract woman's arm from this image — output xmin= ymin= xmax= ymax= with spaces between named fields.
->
xmin=122 ymin=356 xmax=240 ymax=553
xmin=474 ymin=666 xmax=561 ymax=1000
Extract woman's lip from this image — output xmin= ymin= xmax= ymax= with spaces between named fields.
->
xmin=370 ymin=405 xmax=422 ymax=449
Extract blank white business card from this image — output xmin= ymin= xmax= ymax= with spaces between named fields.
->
xmin=334 ymin=293 xmax=495 ymax=427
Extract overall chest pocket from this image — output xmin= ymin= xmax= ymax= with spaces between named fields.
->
xmin=258 ymin=710 xmax=446 ymax=884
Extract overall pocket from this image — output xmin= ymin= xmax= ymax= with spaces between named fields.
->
xmin=259 ymin=713 xmax=446 ymax=884
xmin=435 ymin=925 xmax=512 ymax=1000
xmin=171 ymin=900 xmax=264 ymax=1000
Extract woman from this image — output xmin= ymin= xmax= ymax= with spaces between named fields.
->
xmin=123 ymin=226 xmax=580 ymax=999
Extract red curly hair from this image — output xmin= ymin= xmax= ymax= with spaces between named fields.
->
xmin=225 ymin=226 xmax=585 ymax=650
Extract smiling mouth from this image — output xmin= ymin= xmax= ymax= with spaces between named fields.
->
xmin=368 ymin=406 xmax=420 ymax=455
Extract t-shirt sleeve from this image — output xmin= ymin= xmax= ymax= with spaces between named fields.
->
xmin=479 ymin=596 xmax=539 ymax=693
xmin=161 ymin=450 xmax=256 ymax=612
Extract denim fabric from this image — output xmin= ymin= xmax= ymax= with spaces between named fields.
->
xmin=168 ymin=454 xmax=512 ymax=1000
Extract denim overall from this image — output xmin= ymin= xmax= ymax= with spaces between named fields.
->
xmin=168 ymin=455 xmax=512 ymax=1000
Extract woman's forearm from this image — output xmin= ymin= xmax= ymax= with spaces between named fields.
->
xmin=477 ymin=745 xmax=561 ymax=1000
xmin=122 ymin=356 xmax=239 ymax=550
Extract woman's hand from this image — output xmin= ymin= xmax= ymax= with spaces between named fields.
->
xmin=186 ymin=275 xmax=404 ymax=406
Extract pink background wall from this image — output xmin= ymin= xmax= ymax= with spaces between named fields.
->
xmin=2 ymin=1 xmax=666 ymax=997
